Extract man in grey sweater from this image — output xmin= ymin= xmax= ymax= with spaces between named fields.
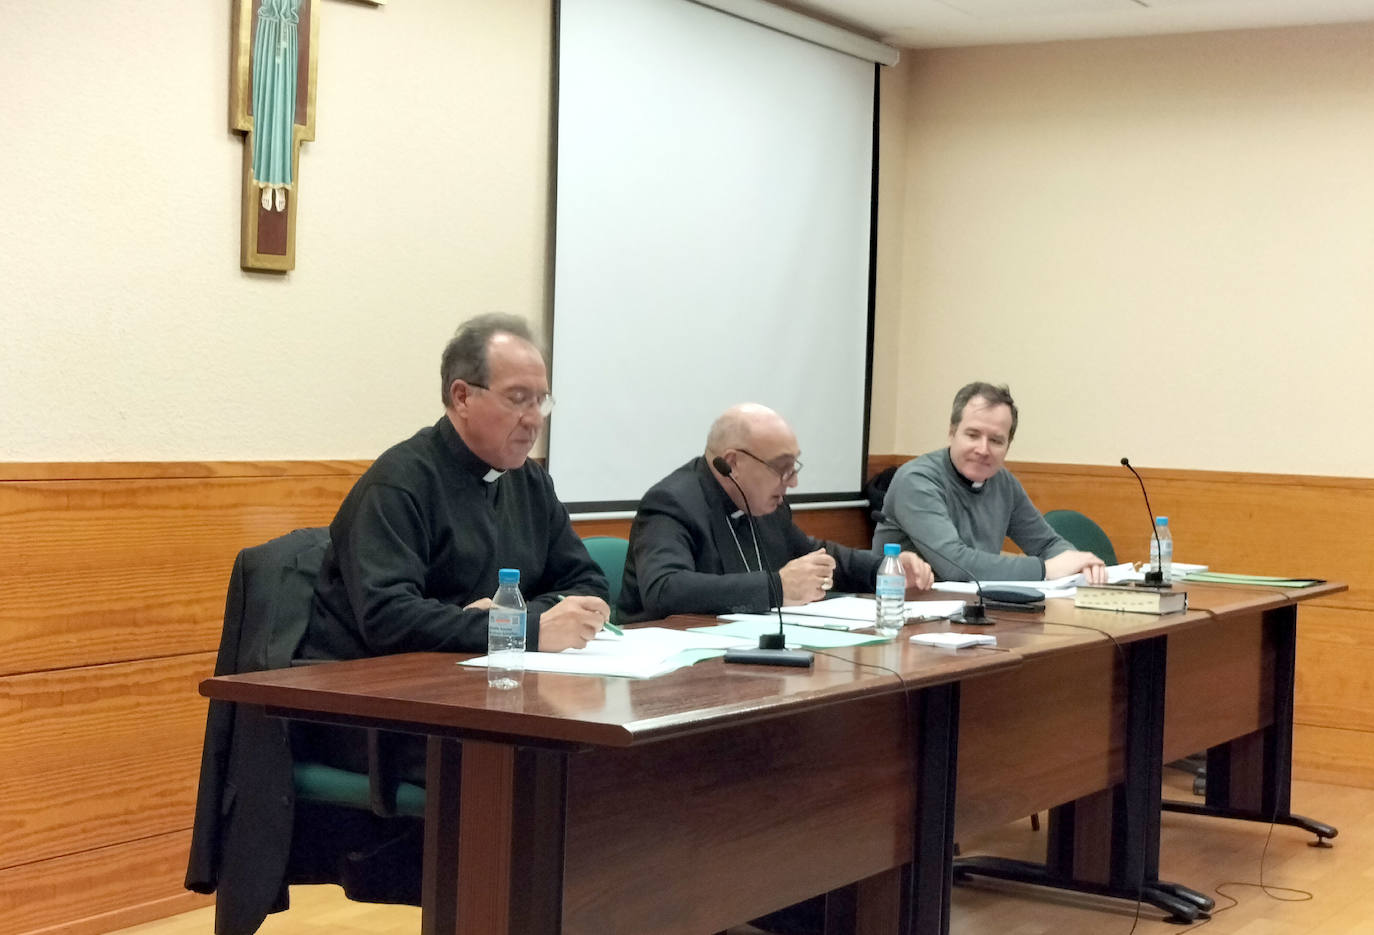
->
xmin=873 ymin=382 xmax=1107 ymax=584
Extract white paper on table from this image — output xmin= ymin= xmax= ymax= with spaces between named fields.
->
xmin=573 ymin=626 xmax=752 ymax=655
xmin=909 ymin=632 xmax=996 ymax=649
xmin=694 ymin=619 xmax=887 ymax=648
xmin=459 ymin=627 xmax=754 ymax=679
xmin=719 ymin=611 xmax=866 ymax=631
xmin=776 ymin=595 xmax=881 ymax=622
xmin=770 ymin=595 xmax=966 ymax=627
xmin=903 ymin=600 xmax=967 ymax=620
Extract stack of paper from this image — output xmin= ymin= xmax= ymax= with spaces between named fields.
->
xmin=721 ymin=595 xmax=966 ymax=631
xmin=935 ymin=563 xmax=1139 ymax=598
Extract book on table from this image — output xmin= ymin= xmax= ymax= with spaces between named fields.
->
xmin=1074 ymin=584 xmax=1188 ymax=614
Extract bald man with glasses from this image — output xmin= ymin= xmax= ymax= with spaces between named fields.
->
xmin=618 ymin=403 xmax=933 ymax=624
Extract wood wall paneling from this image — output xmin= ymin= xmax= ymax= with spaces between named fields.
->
xmin=1292 ymin=723 xmax=1374 ymax=788
xmin=0 ymin=830 xmax=210 ymax=935
xmin=0 ymin=462 xmax=363 ymax=935
xmin=1294 ymin=605 xmax=1374 ymax=733
xmin=0 ymin=464 xmax=366 ymax=677
xmin=0 ymin=653 xmax=215 ymax=867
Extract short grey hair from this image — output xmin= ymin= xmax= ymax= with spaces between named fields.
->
xmin=439 ymin=313 xmax=537 ymax=406
xmin=950 ymin=382 xmax=1019 ymax=441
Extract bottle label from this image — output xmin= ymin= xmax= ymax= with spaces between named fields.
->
xmin=489 ymin=610 xmax=525 ymax=641
xmin=876 ymin=574 xmax=905 ymax=599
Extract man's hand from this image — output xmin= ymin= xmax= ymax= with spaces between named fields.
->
xmin=899 ymin=551 xmax=934 ymax=591
xmin=464 ymin=597 xmax=493 ymax=611
xmin=536 ymin=595 xmax=611 ymax=652
xmin=779 ymin=548 xmax=837 ymax=605
xmin=1045 ymin=550 xmax=1108 ymax=584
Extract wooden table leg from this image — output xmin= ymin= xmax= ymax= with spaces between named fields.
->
xmin=422 ymin=736 xmax=462 ymax=935
xmin=911 ymin=683 xmax=958 ymax=935
xmin=422 ymin=737 xmax=569 ymax=935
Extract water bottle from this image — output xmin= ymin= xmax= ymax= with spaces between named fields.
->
xmin=487 ymin=568 xmax=526 ymax=689
xmin=1149 ymin=516 xmax=1174 ymax=584
xmin=875 ymin=543 xmax=907 ymax=638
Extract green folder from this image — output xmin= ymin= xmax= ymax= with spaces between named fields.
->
xmin=1183 ymin=571 xmax=1323 ymax=588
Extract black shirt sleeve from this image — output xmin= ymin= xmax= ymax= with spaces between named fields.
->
xmin=334 ymin=481 xmax=491 ymax=654
xmin=523 ymin=479 xmax=611 ymax=634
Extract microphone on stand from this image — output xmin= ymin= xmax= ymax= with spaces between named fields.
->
xmin=1120 ymin=457 xmax=1166 ymax=587
xmin=713 ymin=456 xmax=814 ymax=667
xmin=871 ymin=511 xmax=1044 ymax=624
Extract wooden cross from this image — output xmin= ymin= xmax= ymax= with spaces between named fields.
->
xmin=230 ymin=0 xmax=320 ymax=272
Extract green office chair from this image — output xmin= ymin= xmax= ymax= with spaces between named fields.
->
xmin=582 ymin=535 xmax=630 ymax=624
xmin=1044 ymin=509 xmax=1117 ymax=565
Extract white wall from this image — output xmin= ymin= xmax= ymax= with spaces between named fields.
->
xmin=9 ymin=5 xmax=1372 ymax=479
xmin=0 ymin=0 xmax=552 ymax=461
xmin=879 ymin=23 xmax=1374 ymax=477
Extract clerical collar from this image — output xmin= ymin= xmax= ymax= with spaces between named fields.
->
xmin=946 ymin=449 xmax=985 ymax=492
xmin=438 ymin=416 xmax=505 ymax=484
xmin=695 ymin=456 xmax=748 ymax=519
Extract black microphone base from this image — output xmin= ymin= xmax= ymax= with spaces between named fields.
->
xmin=984 ymin=600 xmax=1045 ymax=614
xmin=955 ymin=604 xmax=993 ymax=625
xmin=759 ymin=632 xmax=787 ymax=650
xmin=1136 ymin=571 xmax=1167 ymax=587
xmin=724 ymin=648 xmax=815 ymax=668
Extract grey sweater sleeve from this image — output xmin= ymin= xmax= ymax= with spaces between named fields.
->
xmin=1004 ymin=474 xmax=1074 ymax=565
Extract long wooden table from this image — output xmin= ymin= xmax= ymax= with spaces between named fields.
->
xmin=199 ymin=620 xmax=1017 ymax=935
xmin=199 ymin=580 xmax=1341 ymax=933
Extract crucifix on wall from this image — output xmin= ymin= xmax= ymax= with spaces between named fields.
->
xmin=231 ymin=0 xmax=319 ymax=271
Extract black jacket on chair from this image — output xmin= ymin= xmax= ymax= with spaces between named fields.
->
xmin=184 ymin=527 xmax=328 ymax=935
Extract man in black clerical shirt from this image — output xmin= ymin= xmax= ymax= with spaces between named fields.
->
xmin=295 ymin=313 xmax=609 ymax=777
xmin=619 ymin=403 xmax=934 ymax=623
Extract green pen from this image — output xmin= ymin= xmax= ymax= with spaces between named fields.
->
xmin=558 ymin=595 xmax=622 ymax=635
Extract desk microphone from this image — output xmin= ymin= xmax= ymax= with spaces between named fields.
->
xmin=713 ymin=456 xmax=814 ymax=667
xmin=1120 ymin=457 xmax=1165 ymax=587
xmin=871 ymin=511 xmax=1044 ymax=624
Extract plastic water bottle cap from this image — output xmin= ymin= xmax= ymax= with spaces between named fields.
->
xmin=498 ymin=568 xmax=519 ymax=585
xmin=883 ymin=543 xmax=900 ymax=556
xmin=1155 ymin=516 xmax=1169 ymax=526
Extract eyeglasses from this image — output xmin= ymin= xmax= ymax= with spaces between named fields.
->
xmin=737 ymin=448 xmax=803 ymax=483
xmin=468 ymin=382 xmax=556 ymax=417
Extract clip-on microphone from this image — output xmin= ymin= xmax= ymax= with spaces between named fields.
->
xmin=1121 ymin=457 xmax=1166 ymax=587
xmin=714 ymin=456 xmax=814 ymax=667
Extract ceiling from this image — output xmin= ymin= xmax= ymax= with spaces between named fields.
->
xmin=781 ymin=0 xmax=1374 ymax=48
